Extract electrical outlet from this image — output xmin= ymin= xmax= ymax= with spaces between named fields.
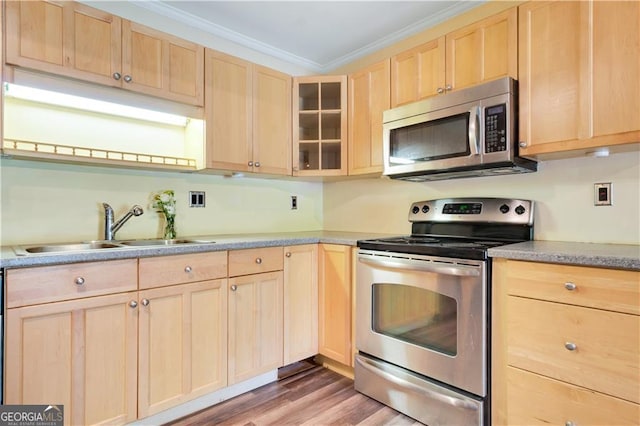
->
xmin=594 ymin=183 xmax=612 ymax=206
xmin=291 ymin=195 xmax=298 ymax=210
xmin=189 ymin=191 xmax=206 ymax=207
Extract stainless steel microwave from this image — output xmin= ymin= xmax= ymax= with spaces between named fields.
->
xmin=383 ymin=77 xmax=536 ymax=181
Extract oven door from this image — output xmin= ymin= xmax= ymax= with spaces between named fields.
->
xmin=356 ymin=249 xmax=487 ymax=397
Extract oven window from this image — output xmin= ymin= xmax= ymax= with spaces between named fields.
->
xmin=389 ymin=113 xmax=470 ymax=165
xmin=372 ymin=283 xmax=457 ymax=356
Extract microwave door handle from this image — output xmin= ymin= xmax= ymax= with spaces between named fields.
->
xmin=468 ymin=106 xmax=480 ymax=156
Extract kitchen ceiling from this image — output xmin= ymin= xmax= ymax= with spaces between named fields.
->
xmin=133 ymin=1 xmax=484 ymax=73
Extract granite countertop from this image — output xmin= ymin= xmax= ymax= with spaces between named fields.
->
xmin=3 ymin=232 xmax=639 ymax=271
xmin=488 ymin=240 xmax=640 ymax=271
xmin=0 ymin=231 xmax=395 ymax=269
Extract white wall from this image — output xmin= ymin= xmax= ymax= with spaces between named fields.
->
xmin=0 ymin=160 xmax=323 ymax=245
xmin=323 ymin=152 xmax=640 ymax=245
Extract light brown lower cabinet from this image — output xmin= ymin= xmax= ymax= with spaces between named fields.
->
xmin=5 ymin=253 xmax=229 ymax=425
xmin=492 ymin=258 xmax=640 ymax=425
xmin=5 ymin=291 xmax=139 ymax=426
xmin=283 ymin=244 xmax=319 ymax=364
xmin=318 ymin=243 xmax=352 ymax=366
xmin=228 ymin=271 xmax=284 ymax=384
xmin=137 ymin=279 xmax=228 ymax=418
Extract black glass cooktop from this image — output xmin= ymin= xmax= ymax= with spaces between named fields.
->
xmin=357 ymin=235 xmax=516 ymax=260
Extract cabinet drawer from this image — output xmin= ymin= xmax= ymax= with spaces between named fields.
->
xmin=228 ymin=247 xmax=284 ymax=277
xmin=139 ymin=251 xmax=227 ymax=289
xmin=507 ymin=367 xmax=640 ymax=425
xmin=7 ymin=259 xmax=137 ymax=308
xmin=505 ymin=260 xmax=640 ymax=315
xmin=507 ymin=296 xmax=640 ymax=403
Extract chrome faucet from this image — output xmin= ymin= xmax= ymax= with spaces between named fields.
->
xmin=103 ymin=203 xmax=144 ymax=241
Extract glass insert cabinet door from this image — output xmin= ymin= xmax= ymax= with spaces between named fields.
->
xmin=293 ymin=75 xmax=347 ymax=176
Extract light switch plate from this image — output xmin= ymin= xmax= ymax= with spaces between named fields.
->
xmin=594 ymin=183 xmax=612 ymax=206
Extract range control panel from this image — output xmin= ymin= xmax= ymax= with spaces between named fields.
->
xmin=408 ymin=198 xmax=533 ymax=225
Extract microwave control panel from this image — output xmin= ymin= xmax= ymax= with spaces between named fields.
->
xmin=484 ymin=104 xmax=507 ymax=153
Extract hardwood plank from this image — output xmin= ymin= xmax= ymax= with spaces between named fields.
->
xmin=166 ymin=366 xmax=421 ymax=425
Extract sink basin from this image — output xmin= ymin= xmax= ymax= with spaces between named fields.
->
xmin=16 ymin=242 xmax=123 ymax=255
xmin=118 ymin=239 xmax=215 ymax=246
xmin=13 ymin=239 xmax=215 ymax=255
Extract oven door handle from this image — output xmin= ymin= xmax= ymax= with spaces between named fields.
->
xmin=358 ymin=255 xmax=480 ymax=277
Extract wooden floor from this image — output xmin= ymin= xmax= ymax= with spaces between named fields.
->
xmin=166 ymin=364 xmax=422 ymax=426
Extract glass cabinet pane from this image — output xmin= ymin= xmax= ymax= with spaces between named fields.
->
xmin=320 ymin=112 xmax=341 ymax=140
xmin=299 ymin=113 xmax=319 ymax=140
xmin=321 ymin=82 xmax=341 ymax=109
xmin=321 ymin=142 xmax=341 ymax=170
xmin=299 ymin=83 xmax=319 ymax=110
xmin=299 ymin=142 xmax=320 ymax=170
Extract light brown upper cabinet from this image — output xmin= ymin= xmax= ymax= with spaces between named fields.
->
xmin=5 ymin=1 xmax=204 ymax=106
xmin=518 ymin=1 xmax=640 ymax=158
xmin=391 ymin=8 xmax=517 ymax=107
xmin=348 ymin=59 xmax=390 ymax=175
xmin=391 ymin=37 xmax=445 ymax=107
xmin=205 ymin=49 xmax=292 ymax=176
xmin=293 ymin=75 xmax=348 ymax=176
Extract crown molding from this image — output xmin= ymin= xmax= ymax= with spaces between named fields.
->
xmin=131 ymin=1 xmax=483 ymax=74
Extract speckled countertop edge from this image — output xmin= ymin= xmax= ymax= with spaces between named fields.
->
xmin=488 ymin=240 xmax=640 ymax=271
xmin=0 ymin=231 xmax=396 ymax=269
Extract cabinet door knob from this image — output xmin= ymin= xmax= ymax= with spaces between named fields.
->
xmin=230 ymin=284 xmax=237 ymax=291
xmin=255 ymin=257 xmax=262 ymax=264
xmin=519 ymin=141 xmax=527 ymax=148
xmin=129 ymin=300 xmax=138 ymax=308
xmin=141 ymin=298 xmax=150 ymax=306
xmin=564 ymin=282 xmax=577 ymax=291
xmin=285 ymin=252 xmax=291 ymax=258
xmin=565 ymin=342 xmax=577 ymax=351
xmin=74 ymin=276 xmax=85 ymax=286
xmin=184 ymin=266 xmax=192 ymax=273
xmin=254 ymin=162 xmax=260 ymax=167
xmin=437 ymin=87 xmax=444 ymax=94
xmin=113 ymin=72 xmax=122 ymax=80
xmin=248 ymin=161 xmax=253 ymax=166
xmin=566 ymin=422 xmax=576 ymax=426
xmin=445 ymin=84 xmax=452 ymax=91
xmin=124 ymin=75 xmax=132 ymax=83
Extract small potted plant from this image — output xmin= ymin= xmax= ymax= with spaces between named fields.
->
xmin=152 ymin=190 xmax=177 ymax=240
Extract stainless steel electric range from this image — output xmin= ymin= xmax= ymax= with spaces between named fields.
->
xmin=354 ymin=197 xmax=534 ymax=425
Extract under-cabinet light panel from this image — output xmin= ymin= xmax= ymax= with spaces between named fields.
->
xmin=3 ymin=83 xmax=189 ymax=127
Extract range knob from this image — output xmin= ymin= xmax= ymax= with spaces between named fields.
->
xmin=515 ymin=205 xmax=526 ymax=215
xmin=422 ymin=205 xmax=430 ymax=213
xmin=412 ymin=206 xmax=420 ymax=214
xmin=499 ymin=204 xmax=510 ymax=214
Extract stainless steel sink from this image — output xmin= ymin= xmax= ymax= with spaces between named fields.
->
xmin=13 ymin=239 xmax=215 ymax=255
xmin=15 ymin=241 xmax=124 ymax=255
xmin=118 ymin=239 xmax=215 ymax=246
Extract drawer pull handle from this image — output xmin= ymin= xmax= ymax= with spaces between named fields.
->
xmin=141 ymin=298 xmax=150 ymax=306
xmin=230 ymin=284 xmax=238 ymax=292
xmin=256 ymin=257 xmax=262 ymax=264
xmin=565 ymin=282 xmax=577 ymax=291
xmin=565 ymin=342 xmax=577 ymax=351
xmin=129 ymin=300 xmax=138 ymax=308
xmin=74 ymin=277 xmax=85 ymax=286
xmin=184 ymin=266 xmax=192 ymax=273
